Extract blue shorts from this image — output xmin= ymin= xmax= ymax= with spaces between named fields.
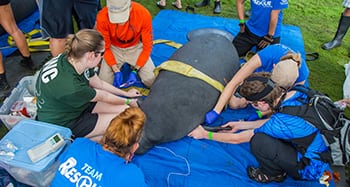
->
xmin=38 ymin=0 xmax=100 ymax=38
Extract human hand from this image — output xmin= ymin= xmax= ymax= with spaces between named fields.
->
xmin=222 ymin=121 xmax=241 ymax=133
xmin=111 ymin=65 xmax=120 ymax=73
xmin=244 ymin=111 xmax=263 ymax=121
xmin=341 ymin=98 xmax=350 ymax=108
xmin=126 ymin=88 xmax=142 ymax=97
xmin=239 ymin=23 xmax=245 ymax=33
xmin=205 ymin=109 xmax=219 ymax=125
xmin=188 ymin=125 xmax=207 ymax=139
xmin=257 ymin=35 xmax=273 ymax=49
xmin=126 ymin=70 xmax=138 ymax=86
xmin=129 ymin=99 xmax=139 ymax=107
xmin=113 ymin=72 xmax=124 ymax=88
xmin=334 ymin=99 xmax=349 ymax=109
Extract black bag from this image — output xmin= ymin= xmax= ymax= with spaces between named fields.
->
xmin=279 ymin=85 xmax=350 ymax=166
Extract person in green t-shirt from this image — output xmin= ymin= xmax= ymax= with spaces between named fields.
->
xmin=35 ymin=29 xmax=142 ymax=141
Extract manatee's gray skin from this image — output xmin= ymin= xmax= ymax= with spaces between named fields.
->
xmin=136 ymin=30 xmax=240 ymax=154
xmin=187 ymin=28 xmax=234 ymax=42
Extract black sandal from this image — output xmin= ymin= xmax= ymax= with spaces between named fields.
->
xmin=247 ymin=166 xmax=286 ymax=183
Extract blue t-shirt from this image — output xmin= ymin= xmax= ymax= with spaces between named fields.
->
xmin=247 ymin=0 xmax=289 ymax=37
xmin=51 ymin=138 xmax=147 ymax=187
xmin=255 ymin=44 xmax=309 ymax=84
xmin=254 ymin=92 xmax=330 ymax=180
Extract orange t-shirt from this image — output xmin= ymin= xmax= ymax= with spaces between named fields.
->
xmin=96 ymin=2 xmax=153 ymax=67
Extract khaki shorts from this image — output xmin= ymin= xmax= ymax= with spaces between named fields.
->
xmin=98 ymin=43 xmax=156 ymax=87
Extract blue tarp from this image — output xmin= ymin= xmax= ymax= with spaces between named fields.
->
xmin=0 ymin=8 xmax=333 ymax=187
xmin=133 ymin=10 xmax=333 ymax=187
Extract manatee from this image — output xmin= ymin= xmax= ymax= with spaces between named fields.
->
xmin=136 ymin=29 xmax=240 ymax=154
xmin=186 ymin=28 xmax=234 ymax=42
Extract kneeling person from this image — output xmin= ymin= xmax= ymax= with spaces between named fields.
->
xmin=50 ymin=107 xmax=147 ymax=186
xmin=189 ymin=72 xmax=331 ymax=183
xmin=35 ymin=29 xmax=141 ymax=141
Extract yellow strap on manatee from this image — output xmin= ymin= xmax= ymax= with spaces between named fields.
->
xmin=153 ymin=39 xmax=182 ymax=49
xmin=154 ymin=60 xmax=224 ymax=92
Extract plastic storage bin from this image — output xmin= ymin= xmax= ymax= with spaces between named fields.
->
xmin=0 ymin=119 xmax=72 ymax=187
xmin=0 ymin=75 xmax=36 ymax=129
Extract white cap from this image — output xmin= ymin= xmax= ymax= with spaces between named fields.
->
xmin=107 ymin=0 xmax=131 ymax=24
xmin=271 ymin=59 xmax=299 ymax=90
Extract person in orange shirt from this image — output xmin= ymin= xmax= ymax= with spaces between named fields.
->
xmin=96 ymin=0 xmax=155 ymax=88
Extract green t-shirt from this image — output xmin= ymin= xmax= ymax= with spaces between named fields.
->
xmin=35 ymin=54 xmax=96 ymax=127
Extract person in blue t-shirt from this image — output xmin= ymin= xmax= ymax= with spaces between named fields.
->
xmin=188 ymin=72 xmax=332 ymax=184
xmin=50 ymin=107 xmax=147 ymax=187
xmin=233 ymin=0 xmax=289 ymax=57
xmin=205 ymin=44 xmax=309 ymax=124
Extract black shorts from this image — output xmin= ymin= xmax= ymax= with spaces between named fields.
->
xmin=0 ymin=0 xmax=9 ymax=6
xmin=38 ymin=0 xmax=99 ymax=38
xmin=232 ymin=26 xmax=280 ymax=57
xmin=69 ymin=102 xmax=98 ymax=138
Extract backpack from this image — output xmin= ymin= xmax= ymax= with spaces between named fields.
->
xmin=278 ymin=85 xmax=350 ymax=166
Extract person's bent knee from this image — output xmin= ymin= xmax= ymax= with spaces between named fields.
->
xmin=250 ymin=133 xmax=272 ymax=154
xmin=98 ymin=61 xmax=114 ymax=84
xmin=142 ymin=76 xmax=155 ymax=88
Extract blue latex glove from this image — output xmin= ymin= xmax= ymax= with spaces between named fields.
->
xmin=113 ymin=72 xmax=124 ymax=88
xmin=205 ymin=109 xmax=219 ymax=125
xmin=245 ymin=111 xmax=263 ymax=121
xmin=125 ymin=70 xmax=138 ymax=86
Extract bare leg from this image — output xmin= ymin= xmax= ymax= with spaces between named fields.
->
xmin=0 ymin=53 xmax=4 ymax=74
xmin=49 ymin=38 xmax=66 ymax=57
xmin=92 ymin=101 xmax=129 ymax=114
xmin=85 ymin=102 xmax=129 ymax=141
xmin=85 ymin=113 xmax=115 ymax=142
xmin=0 ymin=4 xmax=30 ymax=57
xmin=176 ymin=0 xmax=182 ymax=8
xmin=158 ymin=0 xmax=166 ymax=6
